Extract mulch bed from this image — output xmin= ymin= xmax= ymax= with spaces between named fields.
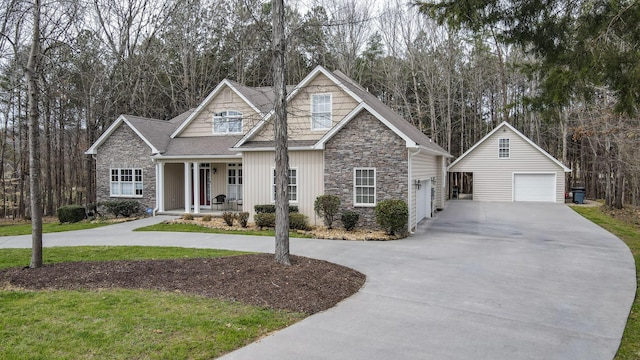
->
xmin=0 ymin=254 xmax=366 ymax=314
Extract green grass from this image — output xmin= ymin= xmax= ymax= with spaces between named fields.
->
xmin=0 ymin=246 xmax=302 ymax=359
xmin=0 ymin=246 xmax=249 ymax=270
xmin=135 ymin=222 xmax=313 ymax=238
xmin=570 ymin=206 xmax=640 ymax=360
xmin=0 ymin=289 xmax=303 ymax=360
xmin=0 ymin=221 xmax=112 ymax=236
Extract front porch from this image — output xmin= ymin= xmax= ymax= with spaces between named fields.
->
xmin=155 ymin=159 xmax=243 ymax=215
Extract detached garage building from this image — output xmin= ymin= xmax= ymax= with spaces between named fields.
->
xmin=448 ymin=121 xmax=571 ymax=203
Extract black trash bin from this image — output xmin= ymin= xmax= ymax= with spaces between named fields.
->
xmin=452 ymin=186 xmax=460 ymax=199
xmin=572 ymin=187 xmax=586 ymax=204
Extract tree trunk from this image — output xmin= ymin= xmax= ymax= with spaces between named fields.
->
xmin=272 ymin=0 xmax=290 ymax=266
xmin=26 ymin=0 xmax=43 ymax=268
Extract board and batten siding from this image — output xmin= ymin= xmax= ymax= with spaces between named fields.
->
xmin=180 ymin=86 xmax=262 ymax=137
xmin=449 ymin=126 xmax=566 ymax=202
xmin=163 ymin=163 xmax=185 ymax=210
xmin=242 ymin=150 xmax=324 ymax=224
xmin=252 ymin=73 xmax=359 ymax=142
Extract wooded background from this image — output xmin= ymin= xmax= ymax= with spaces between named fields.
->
xmin=0 ymin=0 xmax=638 ymax=219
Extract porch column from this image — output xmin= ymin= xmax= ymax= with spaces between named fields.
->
xmin=193 ymin=161 xmax=200 ymax=214
xmin=157 ymin=162 xmax=165 ymax=212
xmin=184 ymin=161 xmax=192 ymax=213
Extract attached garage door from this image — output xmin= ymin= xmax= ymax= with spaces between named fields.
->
xmin=513 ymin=174 xmax=555 ymax=202
xmin=416 ymin=180 xmax=432 ymax=222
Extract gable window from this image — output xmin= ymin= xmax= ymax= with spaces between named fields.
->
xmin=311 ymin=94 xmax=332 ymax=130
xmin=213 ymin=110 xmax=243 ymax=134
xmin=354 ymin=168 xmax=376 ymax=206
xmin=110 ymin=168 xmax=143 ymax=197
xmin=272 ymin=168 xmax=298 ymax=202
xmin=499 ymin=138 xmax=510 ymax=158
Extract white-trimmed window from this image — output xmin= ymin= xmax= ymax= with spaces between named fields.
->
xmin=227 ymin=163 xmax=243 ymax=200
xmin=110 ymin=168 xmax=143 ymax=197
xmin=272 ymin=168 xmax=298 ymax=202
xmin=311 ymin=94 xmax=332 ymax=130
xmin=213 ymin=110 xmax=243 ymax=134
xmin=354 ymin=168 xmax=376 ymax=206
xmin=499 ymin=138 xmax=510 ymax=158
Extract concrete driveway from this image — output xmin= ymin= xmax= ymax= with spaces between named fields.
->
xmin=0 ymin=202 xmax=635 ymax=359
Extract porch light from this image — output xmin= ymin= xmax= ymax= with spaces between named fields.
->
xmin=414 ymin=179 xmax=421 ymax=189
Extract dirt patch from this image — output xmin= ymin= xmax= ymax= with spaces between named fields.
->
xmin=0 ymin=254 xmax=366 ymax=315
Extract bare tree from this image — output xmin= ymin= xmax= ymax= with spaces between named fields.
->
xmin=272 ymin=0 xmax=290 ymax=265
xmin=25 ymin=0 xmax=43 ymax=268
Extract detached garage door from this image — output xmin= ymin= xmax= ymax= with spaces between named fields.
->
xmin=513 ymin=174 xmax=555 ymax=202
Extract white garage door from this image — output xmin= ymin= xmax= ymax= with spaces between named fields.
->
xmin=513 ymin=174 xmax=555 ymax=202
xmin=416 ymin=180 xmax=431 ymax=222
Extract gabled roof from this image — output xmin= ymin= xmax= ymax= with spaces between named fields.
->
xmin=448 ymin=121 xmax=571 ymax=172
xmin=330 ymin=70 xmax=450 ymax=156
xmin=170 ymin=79 xmax=266 ymax=138
xmin=85 ymin=113 xmax=185 ymax=155
xmin=234 ymin=65 xmax=449 ymax=156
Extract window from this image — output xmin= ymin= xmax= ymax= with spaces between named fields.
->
xmin=227 ymin=163 xmax=243 ymax=200
xmin=213 ymin=110 xmax=243 ymax=134
xmin=354 ymin=168 xmax=376 ymax=206
xmin=110 ymin=168 xmax=143 ymax=197
xmin=272 ymin=168 xmax=298 ymax=202
xmin=311 ymin=94 xmax=332 ymax=130
xmin=499 ymin=138 xmax=510 ymax=158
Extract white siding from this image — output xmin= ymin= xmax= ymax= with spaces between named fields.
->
xmin=409 ymin=151 xmax=440 ymax=231
xmin=243 ymin=151 xmax=324 ymax=223
xmin=449 ymin=126 xmax=566 ymax=203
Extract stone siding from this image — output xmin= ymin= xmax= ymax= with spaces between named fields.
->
xmin=95 ymin=124 xmax=156 ymax=211
xmin=324 ymin=110 xmax=408 ymax=229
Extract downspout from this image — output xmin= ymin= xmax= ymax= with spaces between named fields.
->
xmin=408 ymin=147 xmax=422 ymax=234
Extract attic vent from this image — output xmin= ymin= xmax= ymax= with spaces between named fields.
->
xmin=224 ymin=89 xmax=232 ymax=102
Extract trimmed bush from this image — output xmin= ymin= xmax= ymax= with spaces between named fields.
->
xmin=222 ymin=212 xmax=236 ymax=226
xmin=341 ymin=211 xmax=359 ymax=231
xmin=254 ymin=204 xmax=299 ymax=214
xmin=314 ymin=195 xmax=341 ymax=229
xmin=289 ymin=213 xmax=310 ymax=231
xmin=238 ymin=212 xmax=250 ymax=228
xmin=201 ymin=215 xmax=212 ymax=222
xmin=182 ymin=213 xmax=194 ymax=220
xmin=56 ymin=205 xmax=86 ymax=223
xmin=100 ymin=200 xmax=143 ymax=218
xmin=375 ymin=199 xmax=408 ymax=235
xmin=254 ymin=213 xmax=276 ymax=229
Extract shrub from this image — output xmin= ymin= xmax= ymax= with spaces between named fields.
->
xmin=201 ymin=215 xmax=212 ymax=222
xmin=254 ymin=213 xmax=276 ymax=228
xmin=289 ymin=213 xmax=311 ymax=231
xmin=182 ymin=213 xmax=194 ymax=220
xmin=254 ymin=204 xmax=298 ymax=214
xmin=314 ymin=195 xmax=341 ymax=229
xmin=238 ymin=212 xmax=250 ymax=228
xmin=100 ymin=200 xmax=143 ymax=218
xmin=341 ymin=211 xmax=359 ymax=231
xmin=375 ymin=199 xmax=408 ymax=235
xmin=56 ymin=205 xmax=86 ymax=223
xmin=222 ymin=212 xmax=236 ymax=226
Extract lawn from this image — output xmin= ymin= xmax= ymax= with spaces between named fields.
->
xmin=570 ymin=205 xmax=640 ymax=360
xmin=0 ymin=246 xmax=304 ymax=359
xmin=0 ymin=221 xmax=112 ymax=236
